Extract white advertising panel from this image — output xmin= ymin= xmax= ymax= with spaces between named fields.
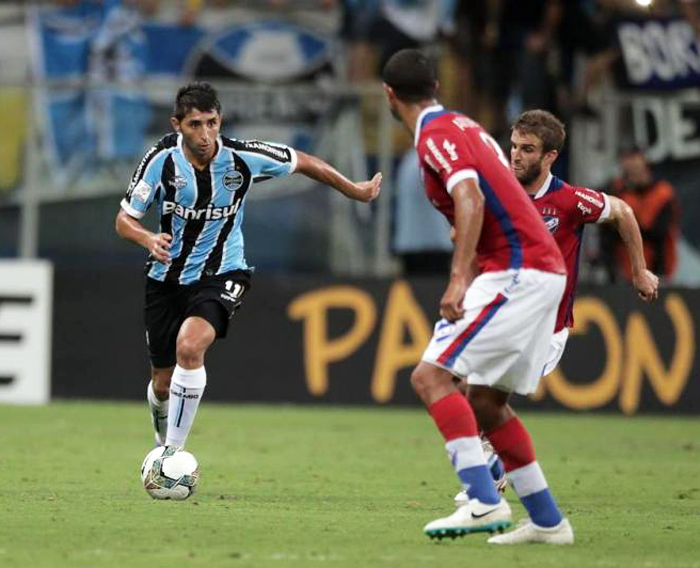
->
xmin=0 ymin=260 xmax=52 ymax=404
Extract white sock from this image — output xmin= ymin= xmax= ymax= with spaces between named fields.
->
xmin=165 ymin=365 xmax=206 ymax=449
xmin=147 ymin=380 xmax=169 ymax=445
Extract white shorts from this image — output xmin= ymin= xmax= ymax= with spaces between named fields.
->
xmin=422 ymin=268 xmax=566 ymax=395
xmin=542 ymin=327 xmax=570 ymax=377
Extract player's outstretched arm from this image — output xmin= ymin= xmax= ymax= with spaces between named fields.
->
xmin=294 ymin=150 xmax=382 ymax=202
xmin=440 ymin=179 xmax=484 ymax=322
xmin=115 ymin=209 xmax=172 ymax=264
xmin=604 ymin=195 xmax=659 ymax=301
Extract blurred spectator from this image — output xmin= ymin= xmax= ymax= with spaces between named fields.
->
xmin=680 ymin=0 xmax=700 ymax=37
xmin=339 ymin=0 xmax=380 ymax=81
xmin=602 ymin=149 xmax=680 ymax=283
xmin=445 ymin=2 xmax=490 ymax=121
xmin=178 ymin=0 xmax=203 ymax=26
xmin=371 ymin=0 xmax=455 ymax=72
xmin=392 ymin=148 xmax=452 ymax=275
xmin=341 ymin=0 xmax=455 ymax=80
xmin=478 ymin=0 xmax=563 ymax=140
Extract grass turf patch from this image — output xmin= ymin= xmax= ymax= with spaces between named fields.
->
xmin=1 ymin=402 xmax=698 ymax=568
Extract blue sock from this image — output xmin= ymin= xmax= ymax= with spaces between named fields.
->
xmin=521 ymin=489 xmax=563 ymax=527
xmin=457 ymin=465 xmax=501 ymax=505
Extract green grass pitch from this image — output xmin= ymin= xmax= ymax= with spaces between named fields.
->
xmin=1 ymin=401 xmax=698 ymax=568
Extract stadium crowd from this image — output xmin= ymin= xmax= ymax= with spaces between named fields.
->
xmin=3 ymin=0 xmax=695 ymax=282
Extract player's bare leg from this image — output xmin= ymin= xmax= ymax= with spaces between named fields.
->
xmin=148 ymin=365 xmax=174 ymax=445
xmin=467 ymin=385 xmax=573 ymax=544
xmin=164 ymin=316 xmax=215 ymax=449
xmin=411 ymin=362 xmax=512 ymax=539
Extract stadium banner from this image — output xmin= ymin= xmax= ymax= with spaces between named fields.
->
xmin=0 ymin=260 xmax=53 ymax=405
xmin=52 ymin=269 xmax=698 ymax=415
xmin=571 ymin=12 xmax=700 ymax=286
xmin=26 ymin=3 xmax=337 ymax=195
xmin=616 ymin=16 xmax=700 ymax=91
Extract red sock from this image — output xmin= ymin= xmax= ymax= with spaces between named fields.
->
xmin=485 ymin=416 xmax=536 ymax=472
xmin=428 ymin=392 xmax=478 ymax=442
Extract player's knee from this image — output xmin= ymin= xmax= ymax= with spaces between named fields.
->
xmin=176 ymin=336 xmax=205 ymax=367
xmin=410 ymin=367 xmax=429 ymax=398
xmin=411 ymin=365 xmax=446 ymax=401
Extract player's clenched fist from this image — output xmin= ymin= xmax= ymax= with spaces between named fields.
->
xmin=633 ymin=269 xmax=659 ymax=302
xmin=439 ymin=277 xmax=467 ymax=322
xmin=148 ymin=233 xmax=172 ymax=263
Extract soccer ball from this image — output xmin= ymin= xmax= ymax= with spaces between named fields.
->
xmin=140 ymin=446 xmax=199 ymax=500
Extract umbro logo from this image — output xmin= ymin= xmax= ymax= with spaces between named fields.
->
xmin=169 ymin=175 xmax=187 ymax=190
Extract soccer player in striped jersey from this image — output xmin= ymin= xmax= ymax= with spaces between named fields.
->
xmin=382 ymin=49 xmax=569 ymax=542
xmin=116 ymin=82 xmax=381 ymax=451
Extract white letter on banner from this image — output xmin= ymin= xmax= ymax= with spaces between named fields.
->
xmin=632 ymin=97 xmax=667 ymax=162
xmin=643 ymin=21 xmax=676 ymax=81
xmin=669 ymin=22 xmax=700 ymax=75
xmin=669 ymin=92 xmax=700 ymax=160
xmin=619 ymin=23 xmax=651 ymax=85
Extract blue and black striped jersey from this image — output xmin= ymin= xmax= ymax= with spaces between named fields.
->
xmin=121 ymin=133 xmax=297 ymax=284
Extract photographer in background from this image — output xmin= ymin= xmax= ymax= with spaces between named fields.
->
xmin=602 ymin=148 xmax=680 ymax=283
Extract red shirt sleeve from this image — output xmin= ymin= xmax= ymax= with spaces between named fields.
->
xmin=567 ymin=186 xmax=610 ymax=226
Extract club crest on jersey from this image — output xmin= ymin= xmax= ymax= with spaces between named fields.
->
xmin=169 ymin=175 xmax=187 ymax=190
xmin=543 ymin=215 xmax=560 ymax=233
xmin=223 ymin=168 xmax=245 ymax=191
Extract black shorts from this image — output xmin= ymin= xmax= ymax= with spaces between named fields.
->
xmin=144 ymin=270 xmax=251 ymax=368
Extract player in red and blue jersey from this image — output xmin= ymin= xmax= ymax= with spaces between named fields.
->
xmin=511 ymin=110 xmax=658 ymax=374
xmin=455 ymin=110 xmax=659 ymax=544
xmin=382 ymin=49 xmax=572 ymax=543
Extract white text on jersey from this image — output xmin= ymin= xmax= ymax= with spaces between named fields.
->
xmin=162 ymin=200 xmax=241 ymax=221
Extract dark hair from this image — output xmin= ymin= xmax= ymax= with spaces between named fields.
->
xmin=382 ymin=49 xmax=437 ymax=103
xmin=512 ymin=110 xmax=566 ymax=154
xmin=173 ymin=82 xmax=222 ymax=120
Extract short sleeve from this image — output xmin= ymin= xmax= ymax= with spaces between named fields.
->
xmin=233 ymin=140 xmax=297 ymax=182
xmin=121 ymin=139 xmax=169 ymax=219
xmin=417 ymin=128 xmax=478 ymax=195
xmin=569 ymin=186 xmax=610 ymax=225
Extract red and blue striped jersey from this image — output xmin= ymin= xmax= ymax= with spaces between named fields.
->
xmin=530 ymin=174 xmax=610 ymax=332
xmin=415 ymin=105 xmax=565 ymax=275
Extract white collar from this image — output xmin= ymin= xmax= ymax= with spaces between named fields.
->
xmin=414 ymin=104 xmax=444 ymax=146
xmin=533 ymin=172 xmax=554 ymax=200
